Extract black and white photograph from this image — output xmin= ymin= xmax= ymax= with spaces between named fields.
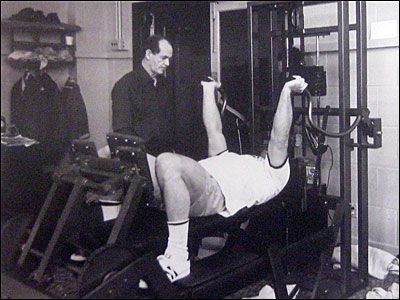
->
xmin=1 ymin=1 xmax=399 ymax=299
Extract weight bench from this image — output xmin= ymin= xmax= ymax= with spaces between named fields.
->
xmin=80 ymin=136 xmax=343 ymax=299
xmin=2 ymin=132 xmax=336 ymax=299
xmin=79 ymin=135 xmax=312 ymax=299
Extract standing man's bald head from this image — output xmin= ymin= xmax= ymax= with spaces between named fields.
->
xmin=142 ymin=35 xmax=173 ymax=79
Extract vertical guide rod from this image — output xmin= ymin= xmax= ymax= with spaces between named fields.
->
xmin=338 ymin=1 xmax=353 ymax=296
xmin=299 ymin=6 xmax=307 ymax=157
xmin=248 ymin=5 xmax=255 ymax=154
xmin=356 ymin=0 xmax=369 ymax=286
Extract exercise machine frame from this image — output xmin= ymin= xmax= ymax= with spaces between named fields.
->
xmin=247 ymin=1 xmax=381 ymax=298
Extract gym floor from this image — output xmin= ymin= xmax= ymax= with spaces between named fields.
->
xmin=2 ymin=269 xmax=398 ymax=299
xmin=226 ymin=274 xmax=398 ymax=299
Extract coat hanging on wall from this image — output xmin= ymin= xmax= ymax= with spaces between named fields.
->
xmin=58 ymin=77 xmax=90 ymax=152
xmin=10 ymin=72 xmax=90 ymax=166
xmin=10 ymin=70 xmax=63 ymax=165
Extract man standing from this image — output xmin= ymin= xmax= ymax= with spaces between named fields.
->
xmin=112 ymin=34 xmax=175 ymax=156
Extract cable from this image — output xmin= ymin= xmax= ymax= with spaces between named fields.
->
xmin=217 ymin=88 xmax=246 ymax=122
xmin=326 ymin=144 xmax=333 ymax=189
xmin=305 ymin=89 xmax=362 ymax=137
xmin=305 ymin=126 xmax=318 ymax=149
xmin=328 ymin=210 xmax=334 ymax=223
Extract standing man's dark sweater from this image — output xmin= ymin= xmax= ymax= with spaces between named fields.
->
xmin=111 ymin=35 xmax=176 ymax=156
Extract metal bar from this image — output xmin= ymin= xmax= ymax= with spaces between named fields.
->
xmin=257 ymin=106 xmax=367 ymax=116
xmin=248 ymin=4 xmax=255 ymax=154
xmin=58 ymin=172 xmax=105 ymax=191
xmin=83 ymin=254 xmax=181 ymax=299
xmin=338 ymin=1 xmax=352 ymax=296
xmin=32 ymin=179 xmax=85 ymax=282
xmin=17 ymin=183 xmax=59 ymax=267
xmin=268 ymin=246 xmax=290 ymax=299
xmin=356 ymin=0 xmax=369 ymax=286
xmin=247 ymin=1 xmax=336 ymax=8
xmin=269 ymin=9 xmax=275 ymax=106
xmin=300 ymin=13 xmax=307 ymax=157
xmin=107 ymin=175 xmax=143 ymax=245
xmin=29 ymin=248 xmax=44 ymax=258
xmin=312 ymin=200 xmax=345 ymax=297
xmin=265 ymin=24 xmax=358 ymax=38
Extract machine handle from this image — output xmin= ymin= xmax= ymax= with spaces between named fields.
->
xmin=203 ymin=76 xmax=247 ymax=122
xmin=217 ymin=88 xmax=247 ymax=122
xmin=305 ymin=89 xmax=362 ymax=137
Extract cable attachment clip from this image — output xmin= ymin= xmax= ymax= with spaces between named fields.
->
xmin=349 ymin=114 xmax=382 ymax=149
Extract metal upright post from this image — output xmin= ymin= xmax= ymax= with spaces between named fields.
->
xmin=248 ymin=5 xmax=255 ymax=154
xmin=32 ymin=179 xmax=85 ymax=282
xmin=356 ymin=0 xmax=369 ymax=286
xmin=298 ymin=7 xmax=307 ymax=158
xmin=338 ymin=1 xmax=352 ymax=296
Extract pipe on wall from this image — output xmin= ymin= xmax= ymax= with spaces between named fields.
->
xmin=115 ymin=1 xmax=122 ymax=41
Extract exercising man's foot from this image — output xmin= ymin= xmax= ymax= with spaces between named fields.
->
xmin=157 ymin=254 xmax=190 ymax=283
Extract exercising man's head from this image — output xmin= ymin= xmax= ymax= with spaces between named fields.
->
xmin=142 ymin=34 xmax=173 ymax=78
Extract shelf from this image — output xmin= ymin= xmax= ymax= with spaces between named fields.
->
xmin=8 ymin=58 xmax=75 ymax=70
xmin=1 ymin=19 xmax=81 ymax=33
xmin=2 ymin=18 xmax=80 ymax=71
xmin=11 ymin=41 xmax=74 ymax=51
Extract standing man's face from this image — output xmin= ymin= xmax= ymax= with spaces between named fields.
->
xmin=147 ymin=40 xmax=173 ymax=77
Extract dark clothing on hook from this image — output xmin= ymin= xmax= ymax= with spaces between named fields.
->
xmin=59 ymin=78 xmax=90 ymax=152
xmin=111 ymin=63 xmax=176 ymax=157
xmin=11 ymin=71 xmax=63 ymax=164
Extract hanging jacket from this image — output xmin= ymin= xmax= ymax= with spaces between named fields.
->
xmin=10 ymin=71 xmax=63 ymax=164
xmin=58 ymin=78 xmax=90 ymax=152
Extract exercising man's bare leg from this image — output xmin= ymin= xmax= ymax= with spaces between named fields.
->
xmin=155 ymin=152 xmax=224 ymax=281
xmin=154 ymin=79 xmax=227 ymax=282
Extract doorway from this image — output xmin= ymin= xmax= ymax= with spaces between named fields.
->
xmin=219 ymin=8 xmax=250 ymax=154
xmin=211 ymin=2 xmax=251 ymax=154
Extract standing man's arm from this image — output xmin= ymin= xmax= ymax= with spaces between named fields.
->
xmin=111 ymin=78 xmax=134 ymax=135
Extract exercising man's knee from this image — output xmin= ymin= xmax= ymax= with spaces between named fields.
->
xmin=155 ymin=153 xmax=183 ymax=187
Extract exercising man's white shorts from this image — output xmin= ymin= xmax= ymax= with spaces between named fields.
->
xmin=198 ymin=151 xmax=290 ymax=217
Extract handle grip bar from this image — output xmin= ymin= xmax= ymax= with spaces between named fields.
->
xmin=304 ymin=89 xmax=362 ymax=137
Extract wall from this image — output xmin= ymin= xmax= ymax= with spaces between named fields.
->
xmin=1 ymin=1 xmax=69 ymax=122
xmin=301 ymin=1 xmax=399 ymax=255
xmin=1 ymin=1 xmax=136 ymax=149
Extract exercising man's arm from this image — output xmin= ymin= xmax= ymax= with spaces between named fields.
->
xmin=268 ymin=76 xmax=307 ymax=167
xmin=201 ymin=80 xmax=227 ymax=157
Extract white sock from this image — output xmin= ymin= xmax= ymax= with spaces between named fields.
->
xmin=165 ymin=219 xmax=189 ymax=261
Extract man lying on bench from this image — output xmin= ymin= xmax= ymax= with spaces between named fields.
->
xmin=150 ymin=75 xmax=308 ymax=282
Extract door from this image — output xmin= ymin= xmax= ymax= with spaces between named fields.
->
xmin=210 ymin=2 xmax=251 ymax=154
xmin=132 ymin=1 xmax=211 ymax=160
